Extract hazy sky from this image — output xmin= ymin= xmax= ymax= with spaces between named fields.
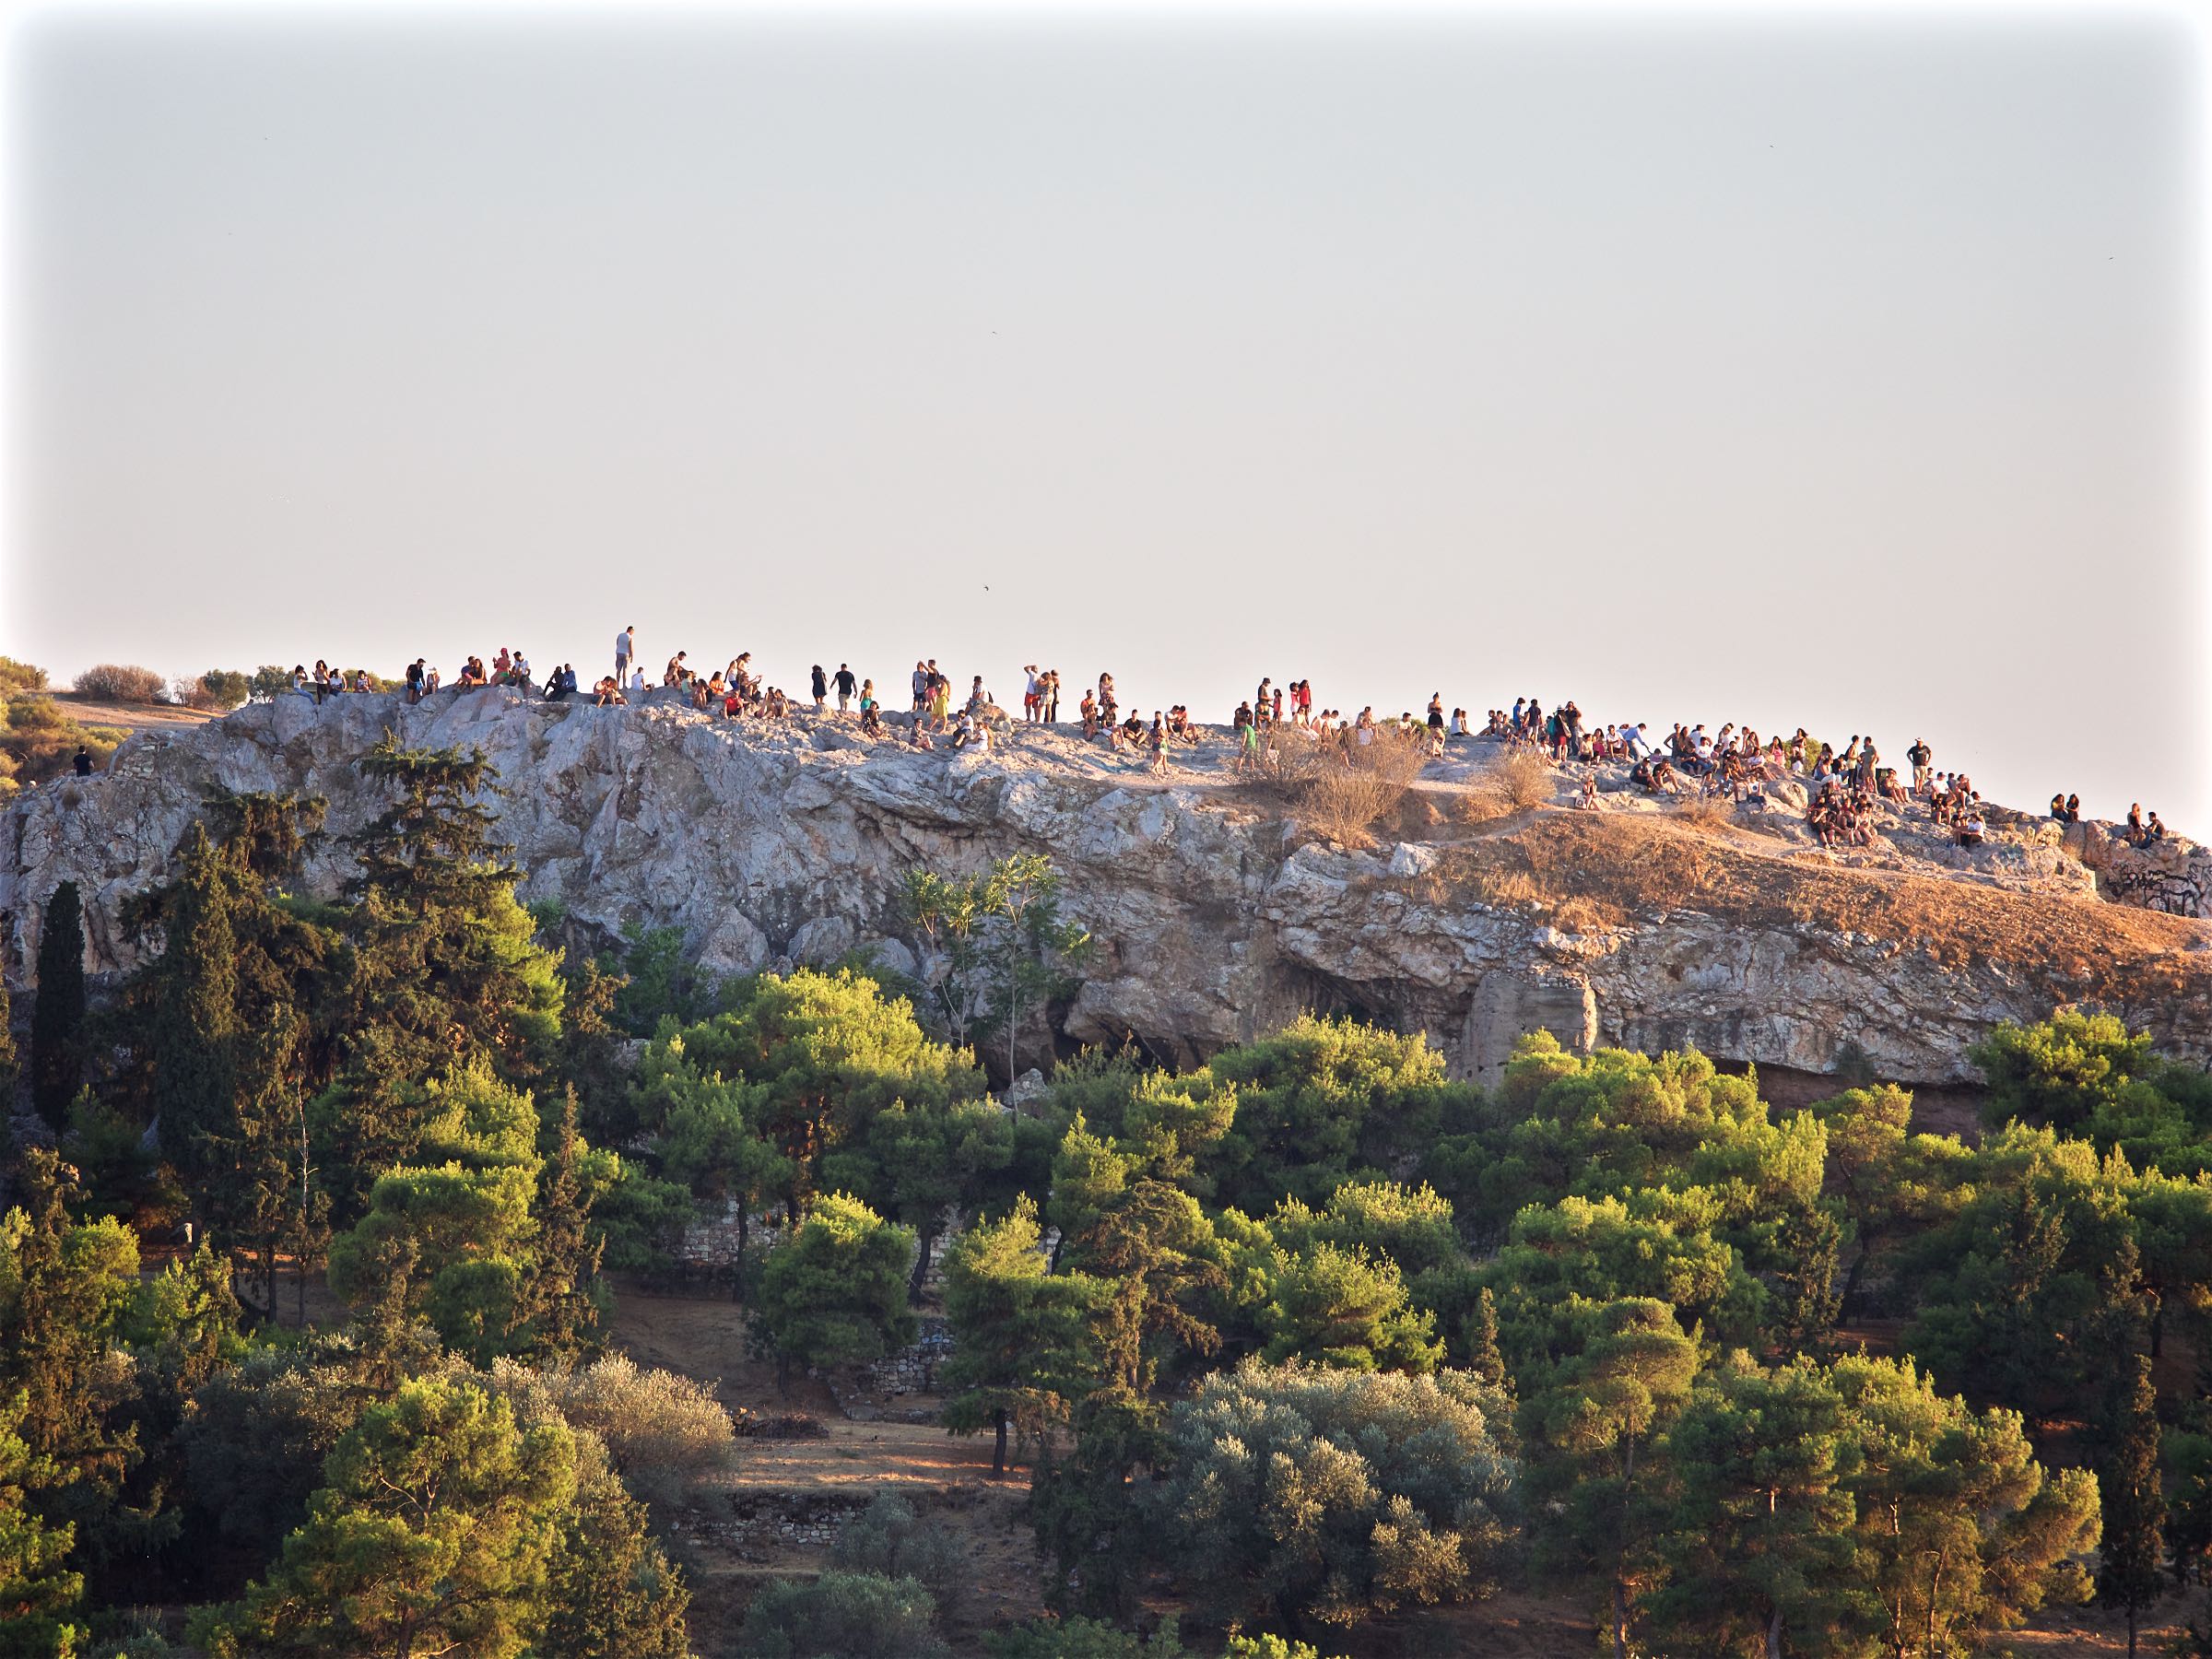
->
xmin=5 ymin=3 xmax=2204 ymax=830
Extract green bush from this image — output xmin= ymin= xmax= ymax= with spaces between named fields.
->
xmin=1152 ymin=1360 xmax=1518 ymax=1630
xmin=182 ymin=669 xmax=253 ymax=712
xmin=736 ymin=1571 xmax=947 ymax=1659
xmin=831 ymin=1494 xmax=966 ymax=1610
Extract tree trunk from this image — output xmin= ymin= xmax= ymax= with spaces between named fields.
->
xmin=994 ymin=1407 xmax=1009 ymax=1474
xmin=777 ymin=1350 xmax=791 ymax=1396
xmin=1611 ymin=1576 xmax=1629 ymax=1659
xmin=1765 ymin=1603 xmax=1783 ymax=1659
xmin=2128 ymin=1605 xmax=2138 ymax=1659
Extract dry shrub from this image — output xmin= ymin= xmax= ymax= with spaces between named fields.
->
xmin=1676 ymin=795 xmax=1731 ymax=831
xmin=1493 ymin=750 xmax=1557 ymax=811
xmin=73 ymin=663 xmax=166 ymax=703
xmin=1451 ymin=784 xmax=1514 ymax=829
xmin=489 ymin=1353 xmax=736 ymax=1501
xmin=1277 ymin=727 xmax=1431 ymax=849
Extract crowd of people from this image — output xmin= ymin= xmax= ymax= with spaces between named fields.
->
xmin=266 ymin=629 xmax=2181 ymax=850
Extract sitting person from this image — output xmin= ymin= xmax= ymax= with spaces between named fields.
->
xmin=908 ymin=713 xmax=935 ymax=750
xmin=593 ymin=676 xmax=624 ymax=706
xmin=1579 ymin=773 xmax=1599 ymax=809
xmin=1957 ymin=810 xmax=1986 ymax=847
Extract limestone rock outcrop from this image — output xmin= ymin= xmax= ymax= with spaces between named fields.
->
xmin=5 ymin=691 xmax=2208 ymax=1089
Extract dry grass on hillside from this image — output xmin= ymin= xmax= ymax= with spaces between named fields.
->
xmin=1271 ymin=728 xmax=1433 ymax=849
xmin=1435 ymin=811 xmax=2212 ymax=1010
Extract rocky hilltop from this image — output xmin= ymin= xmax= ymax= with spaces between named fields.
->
xmin=5 ymin=691 xmax=2209 ymax=1088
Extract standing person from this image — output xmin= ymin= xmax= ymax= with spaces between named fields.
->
xmin=73 ymin=744 xmax=92 ymax=777
xmin=1044 ymin=669 xmax=1062 ymax=724
xmin=1024 ymin=665 xmax=1043 ymax=724
xmin=834 ymin=663 xmax=856 ymax=712
xmin=1907 ymin=737 xmax=1932 ymax=792
xmin=811 ymin=665 xmax=829 ymax=712
xmin=1149 ymin=711 xmax=1169 ymax=775
xmin=406 ymin=658 xmax=426 ymax=705
xmin=912 ymin=660 xmax=929 ymax=713
xmin=616 ymin=626 xmax=634 ymax=684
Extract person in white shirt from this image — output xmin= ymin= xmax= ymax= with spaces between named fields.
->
xmin=615 ymin=628 xmax=634 ymax=683
xmin=629 ymin=666 xmax=646 ymax=697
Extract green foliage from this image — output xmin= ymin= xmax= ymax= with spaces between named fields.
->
xmin=752 ymin=1194 xmax=917 ymax=1385
xmin=735 ymin=1571 xmax=947 ymax=1659
xmin=901 ymin=853 xmax=1090 ymax=1078
xmin=324 ymin=1064 xmax=547 ymax=1364
xmin=188 ymin=670 xmax=253 ymax=712
xmin=1062 ymin=1180 xmax=1226 ymax=1395
xmin=0 ymin=1391 xmax=86 ymax=1659
xmin=180 ymin=1331 xmax=458 ymax=1574
xmin=1 ymin=695 xmax=127 ymax=794
xmin=1520 ymin=1297 xmax=1696 ymax=1650
xmin=1642 ymin=1353 xmax=1865 ymax=1658
xmin=63 ymin=1093 xmax=184 ymax=1232
xmin=2096 ymin=1355 xmax=2165 ymax=1652
xmin=1830 ymin=1352 xmax=2098 ymax=1655
xmin=1206 ymin=1018 xmax=1465 ymax=1214
xmin=1905 ymin=1125 xmax=2148 ymax=1416
xmin=1975 ymin=1010 xmax=2212 ymax=1180
xmin=831 ymin=1493 xmax=966 ymax=1611
xmin=652 ymin=968 xmax=984 ymax=1215
xmin=939 ymin=1198 xmax=1106 ymax=1470
xmin=0 ymin=658 xmax=47 ymax=693
xmin=606 ymin=924 xmax=715 ymax=1037
xmin=338 ymin=735 xmax=564 ymax=1091
xmin=1480 ymin=1192 xmax=1764 ymax=1367
xmin=1151 ymin=1359 xmax=1517 ymax=1630
xmin=194 ymin=1376 xmax=577 ymax=1659
xmin=30 ymin=884 xmax=86 ymax=1130
xmin=1030 ymin=1389 xmax=1165 ymax=1621
xmin=539 ymin=1457 xmax=691 ymax=1659
xmin=0 ymin=1151 xmax=146 ymax=1582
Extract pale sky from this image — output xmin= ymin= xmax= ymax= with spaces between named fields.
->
xmin=5 ymin=3 xmax=2205 ymax=830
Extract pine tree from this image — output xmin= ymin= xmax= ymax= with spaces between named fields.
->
xmin=29 ymin=883 xmax=86 ymax=1129
xmin=940 ymin=1197 xmax=1107 ymax=1472
xmin=2099 ymin=1355 xmax=2167 ymax=1659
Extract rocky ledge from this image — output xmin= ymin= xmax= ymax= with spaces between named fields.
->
xmin=4 ymin=690 xmax=2208 ymax=1088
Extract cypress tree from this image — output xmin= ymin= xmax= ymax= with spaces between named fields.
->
xmin=1467 ymin=1285 xmax=1507 ymax=1388
xmin=2098 ymin=1354 xmax=2167 ymax=1659
xmin=524 ymin=1088 xmax=604 ymax=1361
xmin=29 ymin=882 xmax=86 ymax=1128
xmin=151 ymin=825 xmax=241 ymax=1192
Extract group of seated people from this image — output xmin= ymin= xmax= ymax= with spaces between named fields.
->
xmin=293 ymin=661 xmax=376 ymax=701
xmin=1807 ymin=777 xmax=1882 ymax=847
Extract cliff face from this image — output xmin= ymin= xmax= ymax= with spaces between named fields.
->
xmin=5 ymin=691 xmax=2209 ymax=1088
